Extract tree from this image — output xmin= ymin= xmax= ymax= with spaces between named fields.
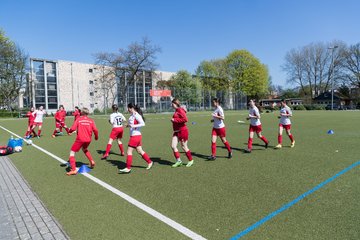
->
xmin=225 ymin=50 xmax=269 ymax=99
xmin=94 ymin=37 xmax=161 ymax=108
xmin=341 ymin=43 xmax=360 ymax=88
xmin=0 ymin=30 xmax=27 ymax=110
xmin=169 ymin=70 xmax=200 ymax=105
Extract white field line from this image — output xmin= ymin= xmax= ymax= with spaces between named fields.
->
xmin=0 ymin=125 xmax=206 ymax=240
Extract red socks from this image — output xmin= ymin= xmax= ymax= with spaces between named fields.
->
xmin=224 ymin=141 xmax=231 ymax=152
xmin=211 ymin=142 xmax=216 ymax=156
xmin=141 ymin=152 xmax=151 ymax=163
xmin=69 ymin=156 xmax=76 ymax=171
xmin=174 ymin=151 xmax=180 ymax=159
xmin=105 ymin=144 xmax=112 ymax=155
xmin=247 ymin=138 xmax=253 ymax=150
xmin=126 ymin=155 xmax=133 ymax=169
xmin=289 ymin=134 xmax=294 ymax=142
xmin=185 ymin=150 xmax=193 ymax=161
xmin=278 ymin=135 xmax=282 ymax=144
xmin=260 ymin=136 xmax=268 ymax=144
xmin=118 ymin=144 xmax=124 ymax=155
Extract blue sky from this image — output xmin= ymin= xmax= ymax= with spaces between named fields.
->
xmin=1 ymin=0 xmax=359 ymax=87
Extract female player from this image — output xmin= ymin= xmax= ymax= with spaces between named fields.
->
xmin=24 ymin=107 xmax=36 ymax=138
xmin=119 ymin=103 xmax=153 ymax=173
xmin=208 ymin=98 xmax=232 ymax=160
xmin=170 ymin=98 xmax=194 ymax=167
xmin=244 ymin=99 xmax=269 ymax=153
xmin=101 ymin=104 xmax=126 ymax=159
xmin=31 ymin=106 xmax=46 ymax=138
xmin=51 ymin=105 xmax=70 ymax=138
xmin=72 ymin=106 xmax=80 ymax=121
xmin=66 ymin=108 xmax=98 ymax=176
xmin=275 ymin=99 xmax=295 ymax=149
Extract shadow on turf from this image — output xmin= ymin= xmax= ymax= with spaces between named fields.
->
xmin=151 ymin=157 xmax=173 ymax=166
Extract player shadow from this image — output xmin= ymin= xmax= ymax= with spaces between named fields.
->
xmin=105 ymin=159 xmax=127 ymax=169
xmin=96 ymin=149 xmax=123 ymax=157
xmin=151 ymin=157 xmax=173 ymax=166
xmin=191 ymin=152 xmax=210 ymax=160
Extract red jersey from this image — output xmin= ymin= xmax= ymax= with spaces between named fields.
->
xmin=172 ymin=107 xmax=188 ymax=131
xmin=72 ymin=109 xmax=80 ymax=121
xmin=55 ymin=109 xmax=66 ymax=122
xmin=70 ymin=116 xmax=98 ymax=142
xmin=26 ymin=111 xmax=36 ymax=124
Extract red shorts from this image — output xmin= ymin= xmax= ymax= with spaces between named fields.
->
xmin=249 ymin=124 xmax=262 ymax=133
xmin=279 ymin=123 xmax=291 ymax=130
xmin=128 ymin=135 xmax=142 ymax=148
xmin=34 ymin=122 xmax=43 ymax=127
xmin=212 ymin=127 xmax=226 ymax=138
xmin=71 ymin=140 xmax=90 ymax=152
xmin=109 ymin=127 xmax=124 ymax=139
xmin=28 ymin=122 xmax=34 ymax=128
xmin=55 ymin=121 xmax=66 ymax=128
xmin=173 ymin=128 xmax=189 ymax=142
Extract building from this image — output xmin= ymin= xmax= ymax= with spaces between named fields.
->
xmin=26 ymin=58 xmax=175 ymax=112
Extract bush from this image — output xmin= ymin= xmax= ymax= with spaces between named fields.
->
xmin=292 ymin=104 xmax=306 ymax=110
xmin=303 ymin=104 xmax=326 ymax=110
xmin=93 ymin=108 xmax=102 ymax=115
xmin=0 ymin=109 xmax=20 ymax=118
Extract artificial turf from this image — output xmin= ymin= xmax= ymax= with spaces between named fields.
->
xmin=0 ymin=110 xmax=359 ymax=239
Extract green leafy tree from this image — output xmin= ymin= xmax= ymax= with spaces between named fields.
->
xmin=169 ymin=70 xmax=200 ymax=104
xmin=0 ymin=30 xmax=27 ymax=110
xmin=225 ymin=50 xmax=269 ymax=99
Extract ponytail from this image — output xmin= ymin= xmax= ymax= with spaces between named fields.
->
xmin=128 ymin=103 xmax=145 ymax=122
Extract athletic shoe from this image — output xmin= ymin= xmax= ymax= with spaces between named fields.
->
xmin=228 ymin=151 xmax=233 ymax=159
xmin=244 ymin=149 xmax=252 ymax=153
xmin=37 ymin=136 xmax=40 ymax=139
xmin=119 ymin=168 xmax=131 ymax=173
xmin=146 ymin=161 xmax=153 ymax=170
xmin=66 ymin=170 xmax=78 ymax=176
xmin=101 ymin=154 xmax=108 ymax=160
xmin=186 ymin=160 xmax=194 ymax=167
xmin=274 ymin=144 xmax=282 ymax=149
xmin=291 ymin=141 xmax=295 ymax=148
xmin=172 ymin=160 xmax=182 ymax=168
xmin=207 ymin=155 xmax=216 ymax=161
xmin=265 ymin=142 xmax=269 ymax=149
xmin=51 ymin=134 xmax=56 ymax=138
xmin=25 ymin=135 xmax=32 ymax=139
xmin=89 ymin=160 xmax=95 ymax=169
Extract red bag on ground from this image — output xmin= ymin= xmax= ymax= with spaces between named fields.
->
xmin=0 ymin=146 xmax=12 ymax=155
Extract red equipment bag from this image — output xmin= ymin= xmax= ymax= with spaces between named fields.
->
xmin=0 ymin=146 xmax=12 ymax=156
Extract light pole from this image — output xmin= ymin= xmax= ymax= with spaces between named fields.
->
xmin=328 ymin=45 xmax=338 ymax=110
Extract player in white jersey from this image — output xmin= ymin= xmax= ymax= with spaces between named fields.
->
xmin=119 ymin=103 xmax=153 ymax=173
xmin=101 ymin=104 xmax=127 ymax=160
xmin=208 ymin=98 xmax=232 ymax=160
xmin=31 ymin=106 xmax=46 ymax=138
xmin=244 ymin=99 xmax=269 ymax=153
xmin=275 ymin=99 xmax=295 ymax=149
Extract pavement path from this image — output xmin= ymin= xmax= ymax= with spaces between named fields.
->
xmin=0 ymin=156 xmax=69 ymax=240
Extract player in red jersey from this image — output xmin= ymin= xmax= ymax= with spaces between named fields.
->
xmin=170 ymin=98 xmax=194 ymax=168
xmin=119 ymin=103 xmax=152 ymax=173
xmin=101 ymin=104 xmax=126 ymax=159
xmin=51 ymin=105 xmax=70 ymax=138
xmin=244 ymin=99 xmax=269 ymax=153
xmin=72 ymin=106 xmax=80 ymax=122
xmin=66 ymin=108 xmax=98 ymax=176
xmin=24 ymin=107 xmax=37 ymax=138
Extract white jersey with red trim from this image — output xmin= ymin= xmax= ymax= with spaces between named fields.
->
xmin=212 ymin=106 xmax=225 ymax=129
xmin=33 ymin=110 xmax=46 ymax=123
xmin=110 ymin=112 xmax=126 ymax=128
xmin=128 ymin=112 xmax=145 ymax=136
xmin=249 ymin=106 xmax=261 ymax=126
xmin=279 ymin=105 xmax=292 ymax=125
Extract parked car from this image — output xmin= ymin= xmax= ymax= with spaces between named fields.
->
xmin=325 ymin=104 xmax=346 ymax=110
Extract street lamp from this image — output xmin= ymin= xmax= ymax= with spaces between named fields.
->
xmin=328 ymin=45 xmax=338 ymax=110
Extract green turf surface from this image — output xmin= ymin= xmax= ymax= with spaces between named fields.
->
xmin=0 ymin=110 xmax=359 ymax=239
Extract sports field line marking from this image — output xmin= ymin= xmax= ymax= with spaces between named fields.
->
xmin=230 ymin=160 xmax=360 ymax=240
xmin=0 ymin=125 xmax=207 ymax=240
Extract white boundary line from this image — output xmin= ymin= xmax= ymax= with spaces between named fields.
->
xmin=0 ymin=125 xmax=206 ymax=240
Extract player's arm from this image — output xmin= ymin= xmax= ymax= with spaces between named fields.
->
xmin=93 ymin=123 xmax=99 ymax=140
xmin=172 ymin=110 xmax=188 ymax=123
xmin=68 ymin=120 xmax=78 ymax=133
xmin=131 ymin=115 xmax=145 ymax=128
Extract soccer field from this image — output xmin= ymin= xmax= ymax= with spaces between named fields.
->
xmin=1 ymin=110 xmax=359 ymax=240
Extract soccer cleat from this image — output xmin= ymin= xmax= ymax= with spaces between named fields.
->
xmin=172 ymin=160 xmax=182 ymax=168
xmin=146 ymin=161 xmax=153 ymax=170
xmin=228 ymin=151 xmax=233 ymax=159
xmin=66 ymin=170 xmax=78 ymax=176
xmin=244 ymin=149 xmax=252 ymax=153
xmin=26 ymin=135 xmax=32 ymax=139
xmin=265 ymin=142 xmax=269 ymax=149
xmin=274 ymin=144 xmax=282 ymax=149
xmin=119 ymin=168 xmax=131 ymax=173
xmin=37 ymin=136 xmax=40 ymax=139
xmin=101 ymin=154 xmax=108 ymax=160
xmin=89 ymin=160 xmax=95 ymax=169
xmin=186 ymin=160 xmax=194 ymax=167
xmin=207 ymin=155 xmax=216 ymax=161
xmin=291 ymin=141 xmax=295 ymax=148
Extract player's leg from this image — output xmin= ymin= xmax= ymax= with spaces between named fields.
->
xmin=209 ymin=133 xmax=217 ymax=160
xmin=102 ymin=138 xmax=113 ymax=159
xmin=245 ymin=130 xmax=254 ymax=153
xmin=257 ymin=131 xmax=269 ymax=148
xmin=275 ymin=125 xmax=284 ymax=149
xmin=82 ymin=142 xmax=94 ymax=168
xmin=286 ymin=127 xmax=295 ymax=147
xmin=136 ymin=146 xmax=153 ymax=169
xmin=181 ymin=140 xmax=193 ymax=167
xmin=119 ymin=146 xmax=134 ymax=173
xmin=171 ymin=135 xmax=182 ymax=167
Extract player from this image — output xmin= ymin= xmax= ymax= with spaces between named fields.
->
xmin=119 ymin=103 xmax=153 ymax=173
xmin=244 ymin=99 xmax=269 ymax=153
xmin=208 ymin=98 xmax=232 ymax=160
xmin=24 ymin=107 xmax=37 ymax=138
xmin=275 ymin=99 xmax=295 ymax=149
xmin=72 ymin=106 xmax=80 ymax=121
xmin=170 ymin=98 xmax=194 ymax=168
xmin=31 ymin=106 xmax=46 ymax=138
xmin=51 ymin=105 xmax=70 ymax=138
xmin=101 ymin=104 xmax=126 ymax=159
xmin=66 ymin=108 xmax=98 ymax=176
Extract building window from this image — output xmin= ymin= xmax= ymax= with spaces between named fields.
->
xmin=89 ymin=80 xmax=94 ymax=84
xmin=89 ymin=69 xmax=93 ymax=73
xmin=90 ymin=104 xmax=94 ymax=108
xmin=90 ymin=92 xmax=94 ymax=96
